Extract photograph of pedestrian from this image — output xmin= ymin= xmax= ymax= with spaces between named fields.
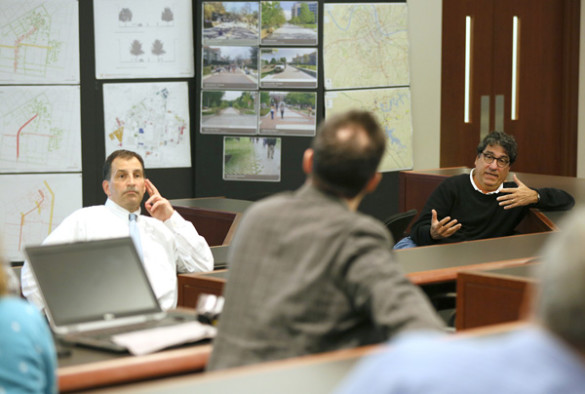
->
xmin=223 ymin=137 xmax=281 ymax=182
xmin=259 ymin=91 xmax=316 ymax=136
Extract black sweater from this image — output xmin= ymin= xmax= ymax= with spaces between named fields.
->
xmin=410 ymin=174 xmax=575 ymax=246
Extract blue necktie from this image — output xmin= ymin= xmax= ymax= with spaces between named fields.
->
xmin=128 ymin=213 xmax=143 ymax=261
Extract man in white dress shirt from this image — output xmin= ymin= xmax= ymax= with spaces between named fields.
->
xmin=21 ymin=150 xmax=213 ymax=311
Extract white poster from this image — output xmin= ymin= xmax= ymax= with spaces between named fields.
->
xmin=0 ymin=0 xmax=80 ymax=84
xmin=103 ymin=82 xmax=191 ymax=169
xmin=94 ymin=0 xmax=194 ymax=79
xmin=0 ymin=173 xmax=82 ymax=262
xmin=0 ymin=86 xmax=81 ymax=173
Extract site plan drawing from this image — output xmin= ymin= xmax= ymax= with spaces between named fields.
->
xmin=0 ymin=86 xmax=81 ymax=173
xmin=103 ymin=82 xmax=191 ymax=168
xmin=0 ymin=173 xmax=82 ymax=262
xmin=0 ymin=0 xmax=79 ymax=84
xmin=323 ymin=3 xmax=409 ymax=90
xmin=326 ymin=87 xmax=413 ymax=172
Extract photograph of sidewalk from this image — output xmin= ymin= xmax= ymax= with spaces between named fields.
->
xmin=223 ymin=137 xmax=281 ymax=182
xmin=203 ymin=2 xmax=259 ymax=46
xmin=259 ymin=91 xmax=316 ymax=136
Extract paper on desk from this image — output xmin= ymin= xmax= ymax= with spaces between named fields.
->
xmin=112 ymin=322 xmax=216 ymax=356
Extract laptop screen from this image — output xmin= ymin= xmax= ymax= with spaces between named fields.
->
xmin=25 ymin=237 xmax=161 ymax=326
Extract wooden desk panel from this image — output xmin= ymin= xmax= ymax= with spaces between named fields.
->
xmin=178 ymin=270 xmax=227 ymax=309
xmin=170 ymin=197 xmax=252 ymax=247
xmin=58 ymin=344 xmax=212 ymax=392
xmin=456 ymin=264 xmax=537 ymax=331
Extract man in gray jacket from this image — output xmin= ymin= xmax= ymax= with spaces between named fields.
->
xmin=207 ymin=110 xmax=444 ymax=370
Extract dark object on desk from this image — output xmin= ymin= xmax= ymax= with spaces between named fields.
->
xmin=25 ymin=237 xmax=198 ymax=353
xmin=384 ymin=209 xmax=417 ymax=243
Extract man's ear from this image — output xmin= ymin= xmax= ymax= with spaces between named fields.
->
xmin=102 ymin=180 xmax=111 ymax=197
xmin=364 ymin=172 xmax=382 ymax=193
xmin=302 ymin=148 xmax=314 ymax=175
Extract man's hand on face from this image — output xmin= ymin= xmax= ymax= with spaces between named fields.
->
xmin=497 ymin=174 xmax=539 ymax=210
xmin=144 ymin=179 xmax=174 ymax=221
xmin=430 ymin=209 xmax=462 ymax=240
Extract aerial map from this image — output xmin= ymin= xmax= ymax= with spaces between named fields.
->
xmin=326 ymin=87 xmax=413 ymax=172
xmin=323 ymin=3 xmax=409 ymax=90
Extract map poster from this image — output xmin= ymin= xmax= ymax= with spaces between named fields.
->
xmin=323 ymin=3 xmax=409 ymax=90
xmin=0 ymin=0 xmax=80 ymax=84
xmin=0 ymin=86 xmax=82 ymax=173
xmin=103 ymin=82 xmax=192 ymax=169
xmin=94 ymin=0 xmax=194 ymax=79
xmin=325 ymin=87 xmax=413 ymax=172
xmin=0 ymin=173 xmax=82 ymax=262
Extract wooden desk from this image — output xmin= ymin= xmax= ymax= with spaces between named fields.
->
xmin=90 ymin=322 xmax=527 ymax=394
xmin=170 ymin=197 xmax=253 ymax=247
xmin=456 ymin=264 xmax=537 ymax=331
xmin=178 ymin=269 xmax=228 ymax=309
xmin=57 ymin=343 xmax=212 ymax=392
xmin=176 ymin=233 xmax=545 ymax=311
xmin=396 ymin=232 xmax=546 ymax=285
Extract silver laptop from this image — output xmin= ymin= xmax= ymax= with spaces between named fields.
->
xmin=24 ymin=237 xmax=196 ymax=352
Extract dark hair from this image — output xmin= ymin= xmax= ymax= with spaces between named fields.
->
xmin=311 ymin=110 xmax=386 ymax=198
xmin=476 ymin=131 xmax=518 ymax=164
xmin=103 ymin=150 xmax=145 ymax=181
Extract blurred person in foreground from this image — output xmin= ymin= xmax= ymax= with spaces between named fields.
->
xmin=338 ymin=207 xmax=585 ymax=394
xmin=207 ymin=110 xmax=444 ymax=371
xmin=0 ymin=244 xmax=57 ymax=393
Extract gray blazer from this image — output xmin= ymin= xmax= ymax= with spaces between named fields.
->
xmin=208 ymin=184 xmax=444 ymax=370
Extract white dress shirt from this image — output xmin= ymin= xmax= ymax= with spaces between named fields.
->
xmin=21 ymin=199 xmax=213 ymax=311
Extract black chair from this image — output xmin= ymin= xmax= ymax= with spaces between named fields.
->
xmin=383 ymin=209 xmax=418 ymax=243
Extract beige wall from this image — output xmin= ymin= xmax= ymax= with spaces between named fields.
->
xmin=408 ymin=0 xmax=442 ymax=170
xmin=408 ymin=0 xmax=584 ymax=177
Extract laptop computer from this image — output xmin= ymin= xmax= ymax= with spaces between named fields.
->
xmin=24 ymin=237 xmax=198 ymax=352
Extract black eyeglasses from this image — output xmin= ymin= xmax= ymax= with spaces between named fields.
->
xmin=480 ymin=152 xmax=510 ymax=168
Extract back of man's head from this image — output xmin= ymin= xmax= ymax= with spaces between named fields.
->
xmin=311 ymin=110 xmax=386 ymax=198
xmin=537 ymin=207 xmax=585 ymax=351
xmin=476 ymin=131 xmax=518 ymax=164
xmin=103 ymin=150 xmax=145 ymax=181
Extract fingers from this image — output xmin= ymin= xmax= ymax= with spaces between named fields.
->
xmin=430 ymin=209 xmax=461 ymax=240
xmin=145 ymin=179 xmax=160 ymax=197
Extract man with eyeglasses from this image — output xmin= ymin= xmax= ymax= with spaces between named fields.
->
xmin=398 ymin=131 xmax=574 ymax=247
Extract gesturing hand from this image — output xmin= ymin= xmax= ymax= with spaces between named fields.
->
xmin=497 ymin=174 xmax=539 ymax=210
xmin=144 ymin=179 xmax=174 ymax=221
xmin=430 ymin=209 xmax=462 ymax=240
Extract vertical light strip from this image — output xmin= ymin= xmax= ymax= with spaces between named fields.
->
xmin=464 ymin=16 xmax=472 ymax=123
xmin=511 ymin=16 xmax=519 ymax=120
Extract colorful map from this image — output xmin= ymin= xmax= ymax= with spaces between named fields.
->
xmin=323 ymin=3 xmax=409 ymax=89
xmin=0 ymin=86 xmax=81 ymax=172
xmin=326 ymin=87 xmax=413 ymax=172
xmin=103 ymin=82 xmax=191 ymax=168
xmin=0 ymin=174 xmax=82 ymax=262
xmin=0 ymin=0 xmax=79 ymax=83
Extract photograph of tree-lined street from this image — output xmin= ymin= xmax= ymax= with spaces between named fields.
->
xmin=260 ymin=47 xmax=317 ymax=88
xmin=223 ymin=137 xmax=281 ymax=182
xmin=202 ymin=46 xmax=258 ymax=89
xmin=259 ymin=91 xmax=316 ymax=136
xmin=203 ymin=2 xmax=259 ymax=45
xmin=261 ymin=1 xmax=318 ymax=45
xmin=201 ymin=90 xmax=258 ymax=134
